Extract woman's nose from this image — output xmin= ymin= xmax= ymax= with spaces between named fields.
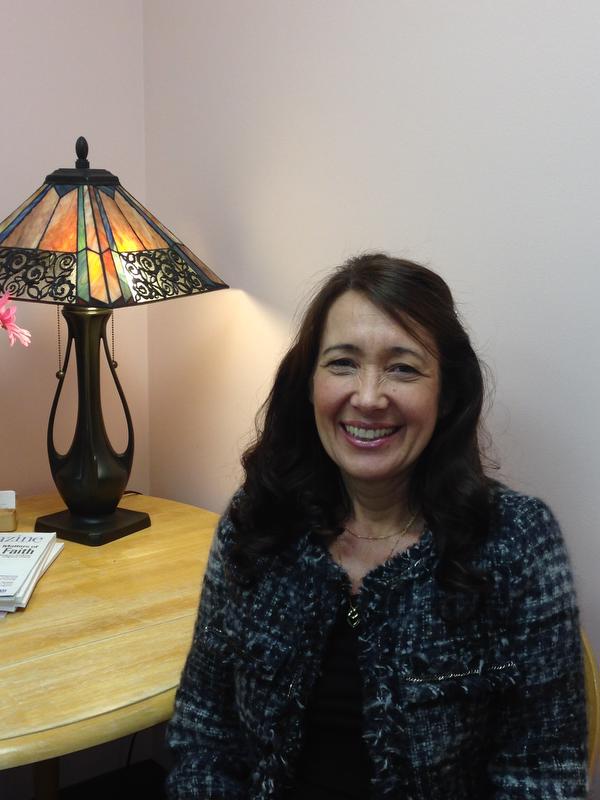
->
xmin=350 ymin=372 xmax=389 ymax=411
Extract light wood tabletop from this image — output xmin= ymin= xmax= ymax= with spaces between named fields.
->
xmin=0 ymin=493 xmax=219 ymax=771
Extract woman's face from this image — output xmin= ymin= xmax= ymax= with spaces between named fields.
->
xmin=312 ymin=290 xmax=441 ymax=495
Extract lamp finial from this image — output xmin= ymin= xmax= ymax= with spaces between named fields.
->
xmin=75 ymin=137 xmax=89 ymax=169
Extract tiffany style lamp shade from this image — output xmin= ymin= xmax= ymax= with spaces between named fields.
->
xmin=0 ymin=137 xmax=228 ymax=544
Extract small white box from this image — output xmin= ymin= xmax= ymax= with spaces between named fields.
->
xmin=0 ymin=491 xmax=17 ymax=532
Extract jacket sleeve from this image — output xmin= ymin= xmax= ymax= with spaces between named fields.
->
xmin=488 ymin=497 xmax=588 ymax=799
xmin=166 ymin=513 xmax=248 ymax=799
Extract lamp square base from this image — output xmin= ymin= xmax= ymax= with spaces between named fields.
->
xmin=35 ymin=507 xmax=151 ymax=546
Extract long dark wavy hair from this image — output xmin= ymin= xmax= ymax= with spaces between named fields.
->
xmin=230 ymin=253 xmax=493 ymax=594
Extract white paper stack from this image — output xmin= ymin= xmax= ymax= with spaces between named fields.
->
xmin=0 ymin=490 xmax=17 ymax=532
xmin=0 ymin=532 xmax=64 ymax=618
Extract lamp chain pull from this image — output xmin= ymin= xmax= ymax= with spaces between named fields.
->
xmin=56 ymin=305 xmax=64 ymax=380
xmin=111 ymin=314 xmax=118 ymax=368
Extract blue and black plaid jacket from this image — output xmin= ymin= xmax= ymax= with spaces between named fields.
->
xmin=167 ymin=487 xmax=588 ymax=799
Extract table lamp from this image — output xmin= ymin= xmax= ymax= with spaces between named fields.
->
xmin=0 ymin=137 xmax=228 ymax=545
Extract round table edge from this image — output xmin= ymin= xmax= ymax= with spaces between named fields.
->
xmin=0 ymin=687 xmax=176 ymax=769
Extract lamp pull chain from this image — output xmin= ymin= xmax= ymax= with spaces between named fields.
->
xmin=56 ymin=305 xmax=64 ymax=380
xmin=111 ymin=314 xmax=118 ymax=368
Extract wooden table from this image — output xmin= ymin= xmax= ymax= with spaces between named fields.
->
xmin=0 ymin=493 xmax=218 ymax=794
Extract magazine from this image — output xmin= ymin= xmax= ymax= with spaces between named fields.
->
xmin=0 ymin=532 xmax=63 ymax=614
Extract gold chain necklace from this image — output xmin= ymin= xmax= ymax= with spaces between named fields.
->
xmin=344 ymin=510 xmax=418 ymax=628
xmin=344 ymin=511 xmax=417 ymax=541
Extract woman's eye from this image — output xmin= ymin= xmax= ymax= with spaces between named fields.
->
xmin=325 ymin=358 xmax=356 ymax=371
xmin=389 ymin=363 xmax=419 ymax=377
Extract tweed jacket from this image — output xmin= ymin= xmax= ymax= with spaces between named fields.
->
xmin=166 ymin=487 xmax=588 ymax=799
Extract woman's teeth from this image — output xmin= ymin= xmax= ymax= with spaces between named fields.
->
xmin=344 ymin=424 xmax=397 ymax=440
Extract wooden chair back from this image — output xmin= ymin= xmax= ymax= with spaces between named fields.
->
xmin=582 ymin=629 xmax=599 ymax=778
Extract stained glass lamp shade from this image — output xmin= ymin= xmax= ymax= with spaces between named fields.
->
xmin=0 ymin=138 xmax=228 ymax=544
xmin=0 ymin=142 xmax=225 ymax=307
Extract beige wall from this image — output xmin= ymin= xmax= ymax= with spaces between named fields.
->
xmin=0 ymin=0 xmax=149 ymax=497
xmin=143 ymin=0 xmax=600 ymax=662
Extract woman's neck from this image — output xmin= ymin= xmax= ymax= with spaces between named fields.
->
xmin=344 ymin=478 xmax=414 ymax=536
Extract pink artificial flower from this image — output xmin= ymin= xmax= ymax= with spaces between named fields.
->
xmin=0 ymin=291 xmax=31 ymax=347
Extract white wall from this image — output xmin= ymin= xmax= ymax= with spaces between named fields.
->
xmin=0 ymin=0 xmax=150 ymax=498
xmin=144 ymin=0 xmax=600 ymax=663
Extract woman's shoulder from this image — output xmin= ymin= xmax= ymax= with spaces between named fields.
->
xmin=214 ymin=488 xmax=246 ymax=537
xmin=201 ymin=491 xmax=244 ymax=579
xmin=210 ymin=489 xmax=286 ymax=585
xmin=484 ymin=483 xmax=566 ymax=566
xmin=489 ymin=482 xmax=556 ymax=523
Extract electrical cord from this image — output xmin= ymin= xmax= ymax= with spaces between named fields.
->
xmin=126 ymin=732 xmax=138 ymax=768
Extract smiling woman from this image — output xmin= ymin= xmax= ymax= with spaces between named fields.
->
xmin=312 ymin=291 xmax=440 ymax=496
xmin=166 ymin=253 xmax=588 ymax=800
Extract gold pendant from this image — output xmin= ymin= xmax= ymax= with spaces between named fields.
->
xmin=347 ymin=604 xmax=360 ymax=628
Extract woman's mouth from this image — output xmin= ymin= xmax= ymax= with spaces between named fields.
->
xmin=341 ymin=423 xmax=400 ymax=443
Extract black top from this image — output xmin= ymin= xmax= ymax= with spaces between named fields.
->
xmin=286 ymin=601 xmax=372 ymax=799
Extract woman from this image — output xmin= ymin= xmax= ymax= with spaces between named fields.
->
xmin=166 ymin=253 xmax=587 ymax=799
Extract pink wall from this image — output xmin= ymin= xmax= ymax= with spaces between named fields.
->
xmin=0 ymin=0 xmax=597 ymax=794
xmin=143 ymin=0 xmax=600 ymax=672
xmin=0 ymin=0 xmax=149 ymax=498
